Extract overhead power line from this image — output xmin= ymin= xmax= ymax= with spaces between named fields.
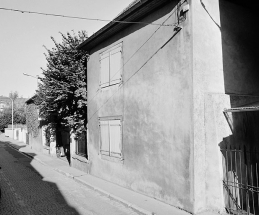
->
xmin=86 ymin=10 xmax=178 ymax=106
xmin=87 ymin=26 xmax=182 ymax=123
xmin=0 ymin=7 xmax=174 ymax=27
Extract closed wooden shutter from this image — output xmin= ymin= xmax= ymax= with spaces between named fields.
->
xmin=109 ymin=120 xmax=122 ymax=157
xmin=100 ymin=121 xmax=110 ymax=155
xmin=100 ymin=53 xmax=110 ymax=88
xmin=110 ymin=47 xmax=122 ymax=85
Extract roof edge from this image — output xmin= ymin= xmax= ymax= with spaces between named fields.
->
xmin=77 ymin=0 xmax=170 ymax=51
xmin=25 ymin=95 xmax=37 ymax=104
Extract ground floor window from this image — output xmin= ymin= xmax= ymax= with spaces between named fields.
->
xmin=99 ymin=117 xmax=122 ymax=158
xmin=76 ymin=130 xmax=87 ymax=158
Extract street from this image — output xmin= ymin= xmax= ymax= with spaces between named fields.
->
xmin=0 ymin=141 xmax=141 ymax=215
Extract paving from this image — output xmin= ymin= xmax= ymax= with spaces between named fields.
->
xmin=0 ymin=134 xmax=191 ymax=215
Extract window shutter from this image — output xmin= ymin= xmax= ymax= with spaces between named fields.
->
xmin=100 ymin=54 xmax=110 ymax=88
xmin=100 ymin=121 xmax=110 ymax=155
xmin=110 ymin=47 xmax=122 ymax=85
xmin=109 ymin=120 xmax=122 ymax=157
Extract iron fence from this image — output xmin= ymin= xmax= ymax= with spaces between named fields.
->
xmin=221 ymin=146 xmax=259 ymax=215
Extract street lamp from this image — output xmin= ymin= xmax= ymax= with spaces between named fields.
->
xmin=9 ymin=98 xmax=14 ymax=139
xmin=23 ymin=73 xmax=39 ymax=85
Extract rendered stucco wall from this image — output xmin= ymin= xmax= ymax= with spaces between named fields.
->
xmin=204 ymin=93 xmax=231 ymax=214
xmin=4 ymin=127 xmax=27 ymax=143
xmin=29 ymin=129 xmax=43 ymax=152
xmin=191 ymin=0 xmax=227 ymax=214
xmin=4 ymin=128 xmax=14 ymax=138
xmin=87 ymin=1 xmax=193 ymax=212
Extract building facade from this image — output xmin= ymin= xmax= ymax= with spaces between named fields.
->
xmin=78 ymin=0 xmax=259 ymax=214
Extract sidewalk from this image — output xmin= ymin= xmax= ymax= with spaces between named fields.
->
xmin=0 ymin=134 xmax=191 ymax=215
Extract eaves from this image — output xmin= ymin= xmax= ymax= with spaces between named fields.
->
xmin=77 ymin=0 xmax=172 ymax=52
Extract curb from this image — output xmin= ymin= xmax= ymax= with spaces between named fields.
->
xmin=7 ymin=143 xmax=47 ymax=166
xmin=54 ymin=168 xmax=152 ymax=215
xmin=73 ymin=176 xmax=152 ymax=215
xmin=7 ymin=143 xmax=153 ymax=215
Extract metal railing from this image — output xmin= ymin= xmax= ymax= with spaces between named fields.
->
xmin=221 ymin=146 xmax=259 ymax=215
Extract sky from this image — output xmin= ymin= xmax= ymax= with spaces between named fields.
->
xmin=0 ymin=0 xmax=134 ymax=98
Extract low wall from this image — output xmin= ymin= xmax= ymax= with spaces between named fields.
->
xmin=4 ymin=128 xmax=27 ymax=143
xmin=4 ymin=128 xmax=13 ymax=138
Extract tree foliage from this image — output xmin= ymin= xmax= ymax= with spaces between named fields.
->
xmin=0 ymin=92 xmax=26 ymax=131
xmin=25 ymin=102 xmax=39 ymax=137
xmin=9 ymin=91 xmax=19 ymax=101
xmin=37 ymin=31 xmax=88 ymax=134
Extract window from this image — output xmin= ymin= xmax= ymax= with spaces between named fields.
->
xmin=100 ymin=43 xmax=122 ymax=88
xmin=99 ymin=118 xmax=122 ymax=158
xmin=76 ymin=130 xmax=88 ymax=158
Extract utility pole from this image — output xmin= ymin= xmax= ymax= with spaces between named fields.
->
xmin=7 ymin=97 xmax=14 ymax=139
xmin=11 ymin=98 xmax=13 ymax=138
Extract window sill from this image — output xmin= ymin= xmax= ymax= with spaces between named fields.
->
xmin=72 ymin=153 xmax=89 ymax=163
xmin=100 ymin=83 xmax=122 ymax=91
xmin=100 ymin=154 xmax=124 ymax=164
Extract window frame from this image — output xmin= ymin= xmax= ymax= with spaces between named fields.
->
xmin=99 ymin=43 xmax=123 ymax=89
xmin=75 ymin=130 xmax=88 ymax=158
xmin=99 ymin=116 xmax=123 ymax=160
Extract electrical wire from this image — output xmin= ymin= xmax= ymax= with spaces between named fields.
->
xmin=0 ymin=7 xmax=174 ymax=27
xmin=0 ymin=0 xmax=185 ymax=125
xmin=86 ymin=6 xmax=181 ymax=106
xmin=86 ymin=0 xmax=187 ymax=123
xmin=200 ymin=0 xmax=221 ymax=29
xmin=87 ymin=27 xmax=182 ymax=123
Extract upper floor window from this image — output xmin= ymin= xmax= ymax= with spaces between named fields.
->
xmin=99 ymin=43 xmax=122 ymax=88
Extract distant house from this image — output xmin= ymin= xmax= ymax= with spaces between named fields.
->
xmin=0 ymin=96 xmax=10 ymax=112
xmin=0 ymin=101 xmax=6 ymax=112
xmin=77 ymin=0 xmax=259 ymax=214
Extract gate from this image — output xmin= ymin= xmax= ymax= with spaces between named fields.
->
xmin=221 ymin=146 xmax=259 ymax=214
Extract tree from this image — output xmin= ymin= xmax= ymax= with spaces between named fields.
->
xmin=0 ymin=92 xmax=26 ymax=131
xmin=38 ymin=31 xmax=88 ymax=135
xmin=9 ymin=91 xmax=19 ymax=101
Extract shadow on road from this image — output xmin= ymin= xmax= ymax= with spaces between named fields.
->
xmin=0 ymin=140 xmax=80 ymax=215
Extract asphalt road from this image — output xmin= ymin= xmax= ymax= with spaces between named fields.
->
xmin=0 ymin=141 xmax=141 ymax=215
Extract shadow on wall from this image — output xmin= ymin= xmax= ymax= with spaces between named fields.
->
xmin=219 ymin=2 xmax=259 ymax=212
xmin=56 ymin=127 xmax=71 ymax=165
xmin=220 ymin=0 xmax=259 ymax=96
xmin=0 ymin=140 xmax=80 ymax=214
xmin=219 ymin=111 xmax=259 ymax=214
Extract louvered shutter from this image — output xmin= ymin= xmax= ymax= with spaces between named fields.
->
xmin=110 ymin=47 xmax=122 ymax=85
xmin=109 ymin=120 xmax=122 ymax=158
xmin=100 ymin=53 xmax=110 ymax=88
xmin=100 ymin=121 xmax=110 ymax=155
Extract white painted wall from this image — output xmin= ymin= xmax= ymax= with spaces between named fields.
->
xmin=4 ymin=127 xmax=27 ymax=143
